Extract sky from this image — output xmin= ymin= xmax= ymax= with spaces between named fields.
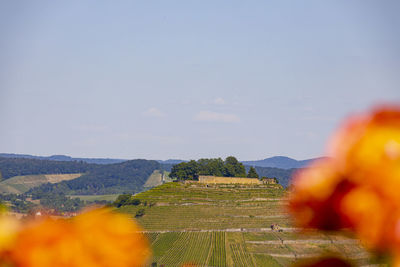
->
xmin=1 ymin=1 xmax=399 ymax=161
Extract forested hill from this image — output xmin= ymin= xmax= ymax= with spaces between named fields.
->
xmin=28 ymin=159 xmax=160 ymax=195
xmin=242 ymin=156 xmax=321 ymax=169
xmin=0 ymin=158 xmax=160 ymax=195
xmin=0 ymin=158 xmax=94 ymax=179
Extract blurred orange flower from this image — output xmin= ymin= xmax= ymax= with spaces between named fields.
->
xmin=0 ymin=208 xmax=150 ymax=267
xmin=289 ymin=158 xmax=352 ymax=230
xmin=289 ymin=105 xmax=400 ymax=258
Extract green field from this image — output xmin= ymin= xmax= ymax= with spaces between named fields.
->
xmin=117 ymin=182 xmax=380 ymax=266
xmin=0 ymin=173 xmax=82 ymax=194
xmin=68 ymin=194 xmax=120 ymax=202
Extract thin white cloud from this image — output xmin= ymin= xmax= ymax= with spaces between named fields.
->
xmin=194 ymin=111 xmax=240 ymax=123
xmin=143 ymin=107 xmax=166 ymax=118
xmin=213 ymin=97 xmax=226 ymax=105
xmin=75 ymin=124 xmax=107 ymax=132
xmin=201 ymin=97 xmax=227 ymax=106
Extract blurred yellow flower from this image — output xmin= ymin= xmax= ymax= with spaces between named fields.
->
xmin=0 ymin=208 xmax=150 ymax=267
xmin=0 ymin=215 xmax=20 ymax=251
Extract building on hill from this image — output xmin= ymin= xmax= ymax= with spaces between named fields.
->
xmin=198 ymin=175 xmax=262 ymax=185
xmin=261 ymin=177 xmax=278 ymax=185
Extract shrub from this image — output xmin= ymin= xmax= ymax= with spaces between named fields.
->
xmin=135 ymin=208 xmax=145 ymax=218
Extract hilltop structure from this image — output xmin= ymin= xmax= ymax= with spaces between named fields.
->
xmin=261 ymin=177 xmax=278 ymax=185
xmin=198 ymin=175 xmax=278 ymax=185
xmin=198 ymin=175 xmax=258 ymax=185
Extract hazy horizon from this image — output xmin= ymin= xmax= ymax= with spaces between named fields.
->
xmin=0 ymin=151 xmax=320 ymax=162
xmin=1 ymin=1 xmax=399 ymax=160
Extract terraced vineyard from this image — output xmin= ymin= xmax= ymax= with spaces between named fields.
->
xmin=118 ymin=182 xmax=383 ymax=266
xmin=208 ymin=232 xmax=226 ymax=267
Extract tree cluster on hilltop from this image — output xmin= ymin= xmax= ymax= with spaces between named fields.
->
xmin=169 ymin=156 xmax=259 ymax=181
xmin=246 ymin=166 xmax=259 ymax=178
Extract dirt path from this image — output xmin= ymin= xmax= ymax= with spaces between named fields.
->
xmin=237 ymin=198 xmax=288 ymax=202
xmin=230 ymin=215 xmax=288 ymax=218
xmin=142 ymin=227 xmax=301 ymax=233
xmin=264 ymin=253 xmax=370 ymax=260
xmin=251 ymin=252 xmax=370 ymax=260
xmin=246 ymin=239 xmax=359 ymax=245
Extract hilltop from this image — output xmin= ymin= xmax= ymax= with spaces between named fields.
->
xmin=114 ymin=182 xmax=377 ymax=266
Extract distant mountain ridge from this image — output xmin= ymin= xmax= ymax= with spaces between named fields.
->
xmin=0 ymin=153 xmax=126 ymax=165
xmin=0 ymin=153 xmax=190 ymax=166
xmin=242 ymin=156 xmax=323 ymax=169
xmin=157 ymin=159 xmax=187 ymax=164
xmin=0 ymin=153 xmax=322 ymax=170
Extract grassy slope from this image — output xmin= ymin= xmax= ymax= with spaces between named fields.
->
xmin=143 ymin=170 xmax=173 ymax=188
xmin=117 ymin=182 xmax=379 ymax=267
xmin=68 ymin=194 xmax=119 ymax=202
xmin=143 ymin=170 xmax=163 ymax=188
xmin=0 ymin=173 xmax=82 ymax=194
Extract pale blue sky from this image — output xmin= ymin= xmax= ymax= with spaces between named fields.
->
xmin=1 ymin=1 xmax=399 ymax=161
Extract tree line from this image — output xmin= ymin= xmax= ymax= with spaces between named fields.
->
xmin=169 ymin=156 xmax=259 ymax=180
xmin=27 ymin=159 xmax=160 ymax=195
